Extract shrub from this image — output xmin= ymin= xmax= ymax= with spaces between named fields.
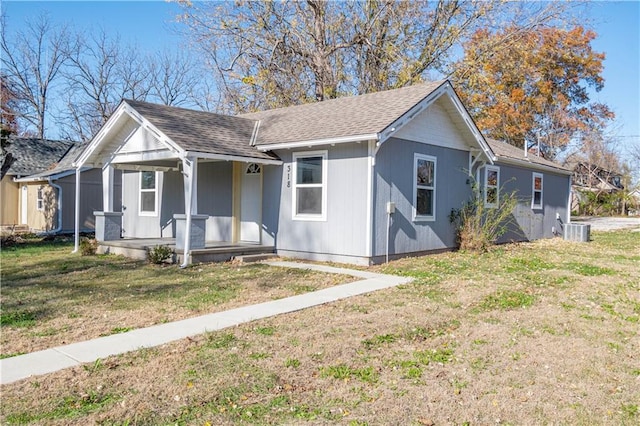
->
xmin=147 ymin=245 xmax=173 ymax=264
xmin=79 ymin=237 xmax=98 ymax=256
xmin=449 ymin=179 xmax=519 ymax=252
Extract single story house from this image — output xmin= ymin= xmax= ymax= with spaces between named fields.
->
xmin=1 ymin=137 xmax=113 ymax=234
xmin=73 ymin=80 xmax=572 ymax=265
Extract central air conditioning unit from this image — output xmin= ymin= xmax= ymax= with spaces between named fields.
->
xmin=564 ymin=223 xmax=591 ymax=242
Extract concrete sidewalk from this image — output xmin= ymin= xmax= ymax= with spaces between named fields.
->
xmin=1 ymin=261 xmax=411 ymax=385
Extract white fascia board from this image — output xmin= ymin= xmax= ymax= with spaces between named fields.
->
xmin=184 ymin=151 xmax=283 ymax=165
xmin=14 ymin=167 xmax=91 ymax=182
xmin=74 ymin=101 xmax=185 ymax=168
xmin=378 ymin=83 xmax=447 ymax=145
xmin=111 ymin=163 xmax=178 ymax=172
xmin=121 ymin=103 xmax=184 ymax=157
xmin=444 ymin=85 xmax=496 ymax=164
xmin=74 ymin=102 xmax=128 ymax=168
xmin=111 ymin=149 xmax=179 ymax=164
xmin=496 ymin=156 xmax=573 ymax=176
xmin=256 ymin=133 xmax=379 ymax=152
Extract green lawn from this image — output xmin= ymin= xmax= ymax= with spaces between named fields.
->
xmin=0 ymin=237 xmax=351 ymax=357
xmin=1 ymin=231 xmax=639 ymax=425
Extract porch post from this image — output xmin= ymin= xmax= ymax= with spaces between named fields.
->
xmin=73 ymin=167 xmax=80 ymax=253
xmin=180 ymin=157 xmax=197 ymax=268
xmin=102 ymin=165 xmax=114 ymax=212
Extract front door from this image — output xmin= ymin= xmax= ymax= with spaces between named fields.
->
xmin=240 ymin=163 xmax=262 ymax=243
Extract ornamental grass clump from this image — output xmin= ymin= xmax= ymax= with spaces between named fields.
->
xmin=449 ymin=181 xmax=519 ymax=252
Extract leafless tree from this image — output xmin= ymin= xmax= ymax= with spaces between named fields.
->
xmin=1 ymin=13 xmax=70 ymax=138
xmin=149 ymin=50 xmax=201 ymax=106
xmin=60 ymin=30 xmax=152 ymax=141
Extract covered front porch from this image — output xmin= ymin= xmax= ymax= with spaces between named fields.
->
xmin=72 ymin=99 xmax=282 ymax=266
xmin=97 ymin=238 xmax=275 ymax=264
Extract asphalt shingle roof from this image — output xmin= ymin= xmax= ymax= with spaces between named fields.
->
xmin=486 ymin=138 xmax=571 ymax=172
xmin=240 ymin=81 xmax=446 ymax=146
xmin=3 ymin=138 xmax=75 ymax=177
xmin=24 ymin=143 xmax=88 ymax=179
xmin=124 ymin=100 xmax=278 ymax=161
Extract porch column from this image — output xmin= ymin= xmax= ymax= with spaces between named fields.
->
xmin=102 ymin=165 xmax=114 ymax=212
xmin=73 ymin=167 xmax=80 ymax=253
xmin=180 ymin=156 xmax=197 ymax=267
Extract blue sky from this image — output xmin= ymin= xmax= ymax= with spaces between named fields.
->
xmin=3 ymin=1 xmax=639 ymax=156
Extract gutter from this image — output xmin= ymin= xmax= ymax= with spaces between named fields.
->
xmin=496 ymin=156 xmax=573 ymax=176
xmin=256 ymin=133 xmax=380 ymax=151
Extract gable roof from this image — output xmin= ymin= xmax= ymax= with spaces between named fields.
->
xmin=240 ymin=81 xmax=446 ymax=147
xmin=3 ymin=137 xmax=75 ymax=177
xmin=486 ymin=138 xmax=571 ymax=174
xmin=124 ymin=100 xmax=278 ymax=161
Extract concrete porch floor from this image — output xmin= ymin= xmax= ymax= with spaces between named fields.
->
xmin=97 ymin=238 xmax=275 ymax=264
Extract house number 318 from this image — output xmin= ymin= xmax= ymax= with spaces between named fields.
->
xmin=286 ymin=165 xmax=291 ymax=188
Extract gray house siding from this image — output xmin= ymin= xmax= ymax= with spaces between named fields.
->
xmin=372 ymin=137 xmax=472 ymax=261
xmin=491 ymin=163 xmax=569 ymax=243
xmin=122 ymin=170 xmax=170 ymax=238
xmin=198 ymin=162 xmax=233 ymax=242
xmin=261 ymin=164 xmax=281 ymax=247
xmin=122 ymin=162 xmax=234 ymax=240
xmin=272 ymin=143 xmax=370 ymax=264
xmin=58 ymin=169 xmax=121 ymax=233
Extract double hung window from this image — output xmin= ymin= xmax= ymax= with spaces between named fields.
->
xmin=413 ymin=154 xmax=436 ymax=221
xmin=292 ymin=151 xmax=327 ymax=220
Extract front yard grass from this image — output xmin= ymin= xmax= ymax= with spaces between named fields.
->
xmin=1 ymin=230 xmax=639 ymax=425
xmin=0 ymin=238 xmax=352 ymax=356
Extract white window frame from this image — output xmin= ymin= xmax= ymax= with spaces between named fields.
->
xmin=413 ymin=153 xmax=437 ymax=222
xmin=531 ymin=172 xmax=543 ymax=209
xmin=139 ymin=171 xmax=158 ymax=216
xmin=484 ymin=165 xmax=500 ymax=208
xmin=36 ymin=186 xmax=44 ymax=211
xmin=292 ymin=151 xmax=327 ymax=221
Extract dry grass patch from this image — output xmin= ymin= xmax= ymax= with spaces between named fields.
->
xmin=1 ymin=230 xmax=639 ymax=425
xmin=0 ymin=238 xmax=353 ymax=356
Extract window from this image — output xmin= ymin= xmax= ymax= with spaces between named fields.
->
xmin=36 ymin=186 xmax=44 ymax=211
xmin=532 ymin=172 xmax=543 ymax=209
xmin=484 ymin=166 xmax=500 ymax=207
xmin=139 ymin=171 xmax=158 ymax=215
xmin=292 ymin=151 xmax=327 ymax=220
xmin=246 ymin=163 xmax=261 ymax=174
xmin=413 ymin=154 xmax=436 ymax=221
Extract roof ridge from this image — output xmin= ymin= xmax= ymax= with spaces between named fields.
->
xmin=239 ymin=80 xmax=446 ymax=117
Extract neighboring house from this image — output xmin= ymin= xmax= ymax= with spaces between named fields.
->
xmin=0 ymin=138 xmax=112 ymax=233
xmin=73 ymin=80 xmax=572 ymax=265
xmin=569 ymin=162 xmax=625 ymax=212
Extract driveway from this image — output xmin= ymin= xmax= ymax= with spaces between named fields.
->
xmin=571 ymin=216 xmax=640 ymax=232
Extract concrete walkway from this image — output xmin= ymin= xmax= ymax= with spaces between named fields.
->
xmin=1 ymin=261 xmax=412 ymax=385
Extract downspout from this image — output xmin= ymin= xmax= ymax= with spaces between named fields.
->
xmin=73 ymin=168 xmax=80 ymax=253
xmin=47 ymin=177 xmax=63 ymax=234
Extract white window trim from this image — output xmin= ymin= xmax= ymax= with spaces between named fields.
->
xmin=292 ymin=150 xmax=327 ymax=221
xmin=413 ymin=153 xmax=437 ymax=222
xmin=139 ymin=171 xmax=158 ymax=216
xmin=484 ymin=165 xmax=500 ymax=208
xmin=531 ymin=172 xmax=543 ymax=209
xmin=36 ymin=186 xmax=44 ymax=211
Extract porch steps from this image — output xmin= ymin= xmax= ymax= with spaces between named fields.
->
xmin=233 ymin=253 xmax=279 ymax=263
xmin=185 ymin=245 xmax=276 ymax=264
